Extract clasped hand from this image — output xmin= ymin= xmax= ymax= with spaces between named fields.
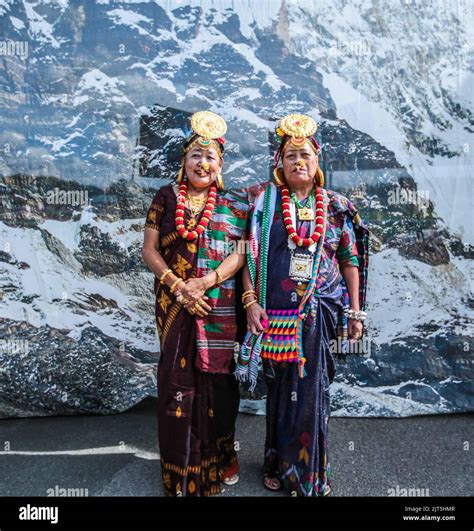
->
xmin=175 ymin=277 xmax=212 ymax=317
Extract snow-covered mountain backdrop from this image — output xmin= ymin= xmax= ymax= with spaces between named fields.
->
xmin=0 ymin=0 xmax=472 ymax=418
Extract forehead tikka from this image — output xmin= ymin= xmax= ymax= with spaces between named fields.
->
xmin=184 ymin=137 xmax=223 ymax=158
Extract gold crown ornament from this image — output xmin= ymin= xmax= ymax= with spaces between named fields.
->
xmin=277 ymin=113 xmax=319 ymax=152
xmin=190 ymin=110 xmax=227 ymax=139
xmin=278 ymin=113 xmax=317 ymax=139
xmin=183 ymin=110 xmax=227 ymax=157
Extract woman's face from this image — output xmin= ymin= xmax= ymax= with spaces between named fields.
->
xmin=184 ymin=145 xmax=222 ymax=190
xmin=281 ymin=142 xmax=318 ymax=189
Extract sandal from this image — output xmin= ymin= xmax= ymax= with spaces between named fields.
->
xmin=263 ymin=473 xmax=282 ymax=491
xmin=221 ymin=473 xmax=239 ymax=486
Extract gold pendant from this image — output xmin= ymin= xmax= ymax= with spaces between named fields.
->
xmin=298 ymin=207 xmax=314 ymax=221
xmin=187 ymin=218 xmax=197 ymax=228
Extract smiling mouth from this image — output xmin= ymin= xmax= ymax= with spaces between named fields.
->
xmin=196 ymin=169 xmax=210 ymax=177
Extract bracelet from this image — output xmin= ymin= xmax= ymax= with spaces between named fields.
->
xmin=170 ymin=278 xmax=184 ymax=294
xmin=242 ymin=290 xmax=257 ymax=303
xmin=242 ymin=289 xmax=258 ymax=304
xmin=242 ymin=289 xmax=257 ymax=297
xmin=243 ymin=299 xmax=258 ymax=310
xmin=344 ymin=308 xmax=367 ymax=321
xmin=159 ymin=268 xmax=173 ymax=285
xmin=215 ymin=268 xmax=224 ymax=285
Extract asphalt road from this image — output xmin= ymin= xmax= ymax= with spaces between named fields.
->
xmin=0 ymin=397 xmax=472 ymax=497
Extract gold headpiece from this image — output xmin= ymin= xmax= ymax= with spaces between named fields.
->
xmin=276 ymin=113 xmax=319 ymax=153
xmin=184 ymin=111 xmax=227 ymax=157
xmin=278 ymin=113 xmax=317 ymax=138
xmin=190 ymin=110 xmax=227 ymax=139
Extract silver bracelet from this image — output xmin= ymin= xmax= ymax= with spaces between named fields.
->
xmin=344 ymin=308 xmax=367 ymax=321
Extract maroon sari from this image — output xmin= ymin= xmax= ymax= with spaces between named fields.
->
xmin=145 ymin=185 xmax=240 ymax=496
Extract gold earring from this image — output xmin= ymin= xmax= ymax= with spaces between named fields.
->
xmin=216 ymin=172 xmax=224 ymax=191
xmin=273 ymin=167 xmax=285 ymax=186
xmin=177 ymin=162 xmax=185 ymax=185
xmin=316 ymin=167 xmax=325 ymax=187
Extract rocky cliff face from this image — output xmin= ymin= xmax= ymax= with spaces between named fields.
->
xmin=0 ymin=0 xmax=472 ymax=417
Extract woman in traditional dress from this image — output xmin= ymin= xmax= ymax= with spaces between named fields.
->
xmin=142 ymin=111 xmax=249 ymax=496
xmin=236 ymin=113 xmax=369 ymax=497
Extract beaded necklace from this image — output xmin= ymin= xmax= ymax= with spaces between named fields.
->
xmin=281 ymin=184 xmax=324 ymax=247
xmin=175 ymin=180 xmax=217 ymax=241
xmin=290 ymin=187 xmax=315 ymax=221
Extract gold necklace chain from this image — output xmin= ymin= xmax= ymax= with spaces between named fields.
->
xmin=186 ymin=194 xmax=207 ymax=206
xmin=187 ymin=193 xmax=207 ymax=212
xmin=185 ymin=193 xmax=207 ymax=221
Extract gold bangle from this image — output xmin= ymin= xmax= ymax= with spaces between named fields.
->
xmin=215 ymin=268 xmax=223 ymax=285
xmin=242 ymin=289 xmax=257 ymax=299
xmin=159 ymin=268 xmax=172 ymax=285
xmin=243 ymin=299 xmax=258 ymax=310
xmin=170 ymin=278 xmax=183 ymax=293
xmin=242 ymin=289 xmax=257 ymax=295
xmin=242 ymin=289 xmax=257 ymax=297
xmin=242 ymin=291 xmax=257 ymax=302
